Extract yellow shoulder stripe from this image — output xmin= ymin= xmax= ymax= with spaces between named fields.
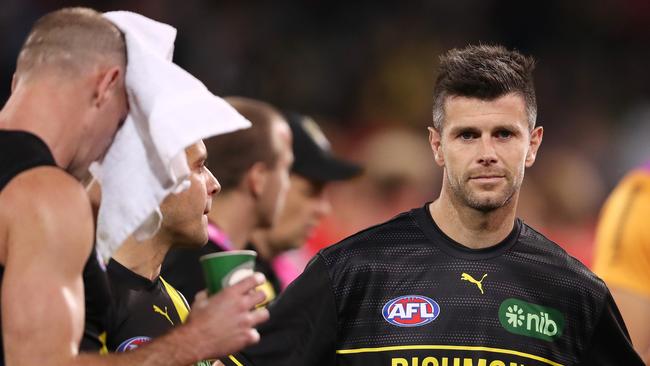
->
xmin=228 ymin=355 xmax=244 ymax=366
xmin=160 ymin=276 xmax=190 ymax=323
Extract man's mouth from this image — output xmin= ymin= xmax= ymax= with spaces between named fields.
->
xmin=469 ymin=175 xmax=505 ymax=183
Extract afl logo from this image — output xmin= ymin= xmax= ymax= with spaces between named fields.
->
xmin=382 ymin=295 xmax=440 ymax=327
xmin=116 ymin=336 xmax=151 ymax=352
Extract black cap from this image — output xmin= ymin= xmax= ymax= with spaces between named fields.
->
xmin=285 ymin=112 xmax=362 ymax=182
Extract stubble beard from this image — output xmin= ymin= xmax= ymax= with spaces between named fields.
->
xmin=447 ymin=169 xmax=522 ymax=213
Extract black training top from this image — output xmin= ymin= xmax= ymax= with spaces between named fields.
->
xmin=223 ymin=204 xmax=644 ymax=366
xmin=0 ymin=130 xmax=57 ymax=365
xmin=0 ymin=130 xmax=56 ymax=190
xmin=103 ymin=259 xmax=190 ymax=353
xmin=80 ymin=247 xmax=112 ymax=352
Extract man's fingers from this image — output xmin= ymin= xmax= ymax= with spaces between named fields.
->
xmin=195 ymin=290 xmax=208 ymax=302
xmin=193 ymin=290 xmax=208 ymax=307
xmin=229 ymin=272 xmax=266 ymax=294
xmin=250 ymin=308 xmax=270 ymax=326
xmin=246 ymin=328 xmax=261 ymax=344
xmin=245 ymin=289 xmax=267 ymax=308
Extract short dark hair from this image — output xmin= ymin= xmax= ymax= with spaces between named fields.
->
xmin=432 ymin=44 xmax=537 ymax=131
xmin=16 ymin=7 xmax=126 ymax=79
xmin=205 ymin=97 xmax=284 ymax=191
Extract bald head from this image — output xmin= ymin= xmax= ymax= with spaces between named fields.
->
xmin=205 ymin=97 xmax=288 ymax=191
xmin=15 ymin=7 xmax=126 ymax=82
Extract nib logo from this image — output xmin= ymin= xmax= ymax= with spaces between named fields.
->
xmin=505 ymin=304 xmax=525 ymax=328
xmin=499 ymin=298 xmax=565 ymax=342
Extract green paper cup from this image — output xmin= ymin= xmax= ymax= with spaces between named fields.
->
xmin=199 ymin=250 xmax=257 ymax=295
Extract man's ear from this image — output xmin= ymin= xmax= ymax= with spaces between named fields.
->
xmin=93 ymin=66 xmax=122 ymax=108
xmin=11 ymin=73 xmax=18 ymax=93
xmin=246 ymin=162 xmax=268 ymax=198
xmin=428 ymin=127 xmax=445 ymax=167
xmin=525 ymin=126 xmax=544 ymax=168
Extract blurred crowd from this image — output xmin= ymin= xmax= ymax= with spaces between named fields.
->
xmin=2 ymin=0 xmax=650 ymax=273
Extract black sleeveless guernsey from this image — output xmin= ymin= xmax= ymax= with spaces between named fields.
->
xmin=0 ymin=130 xmax=57 ymax=364
xmin=0 ymin=130 xmax=56 ymax=190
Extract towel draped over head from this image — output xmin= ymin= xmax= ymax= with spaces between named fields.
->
xmin=90 ymin=11 xmax=250 ymax=261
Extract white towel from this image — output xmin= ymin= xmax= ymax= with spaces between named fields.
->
xmin=90 ymin=11 xmax=250 ymax=261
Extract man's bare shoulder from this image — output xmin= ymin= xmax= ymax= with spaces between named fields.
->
xmin=0 ymin=167 xmax=93 ymax=264
xmin=1 ymin=166 xmax=89 ymax=212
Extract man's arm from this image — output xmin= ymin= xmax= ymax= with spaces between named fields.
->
xmin=2 ymin=168 xmax=93 ymax=365
xmin=1 ymin=168 xmax=268 ymax=365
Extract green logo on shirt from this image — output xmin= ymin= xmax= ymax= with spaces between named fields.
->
xmin=499 ymin=298 xmax=564 ymax=341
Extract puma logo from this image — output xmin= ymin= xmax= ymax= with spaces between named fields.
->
xmin=461 ymin=273 xmax=488 ymax=294
xmin=153 ymin=305 xmax=174 ymax=325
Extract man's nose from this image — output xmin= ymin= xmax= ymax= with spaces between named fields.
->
xmin=207 ymin=169 xmax=221 ymax=196
xmin=477 ymin=136 xmax=498 ymax=166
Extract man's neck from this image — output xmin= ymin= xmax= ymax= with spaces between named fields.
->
xmin=0 ymin=78 xmax=84 ymax=170
xmin=429 ymin=185 xmax=518 ymax=249
xmin=208 ymin=192 xmax=258 ymax=249
xmin=111 ymin=233 xmax=173 ymax=281
xmin=248 ymin=230 xmax=275 ymax=262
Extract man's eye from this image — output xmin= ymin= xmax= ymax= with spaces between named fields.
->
xmin=496 ymin=130 xmax=513 ymax=139
xmin=460 ymin=132 xmax=477 ymax=140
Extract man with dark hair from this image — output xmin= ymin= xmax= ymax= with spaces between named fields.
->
xmin=162 ymin=97 xmax=293 ymax=304
xmin=247 ymin=112 xmax=362 ymax=296
xmin=431 ymin=45 xmax=538 ymax=133
xmin=223 ymin=45 xmax=643 ymax=365
xmin=0 ymin=8 xmax=268 ymax=365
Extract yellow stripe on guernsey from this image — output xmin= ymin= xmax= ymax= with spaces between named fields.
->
xmin=336 ymin=345 xmax=563 ymax=366
xmin=160 ymin=277 xmax=189 ymax=323
xmin=228 ymin=355 xmax=244 ymax=366
xmin=99 ymin=332 xmax=108 ymax=355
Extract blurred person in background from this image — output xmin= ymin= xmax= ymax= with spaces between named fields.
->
xmin=528 ymin=148 xmax=606 ymax=266
xmin=593 ymin=160 xmax=650 ymax=363
xmin=0 ymin=7 xmax=268 ymax=365
xmin=344 ymin=127 xmax=440 ymax=227
xmin=248 ymin=112 xmax=362 ymax=295
xmin=161 ymin=97 xmax=293 ymax=305
xmin=221 ymin=44 xmax=643 ymax=366
xmin=301 ymin=127 xmax=440 ymax=263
